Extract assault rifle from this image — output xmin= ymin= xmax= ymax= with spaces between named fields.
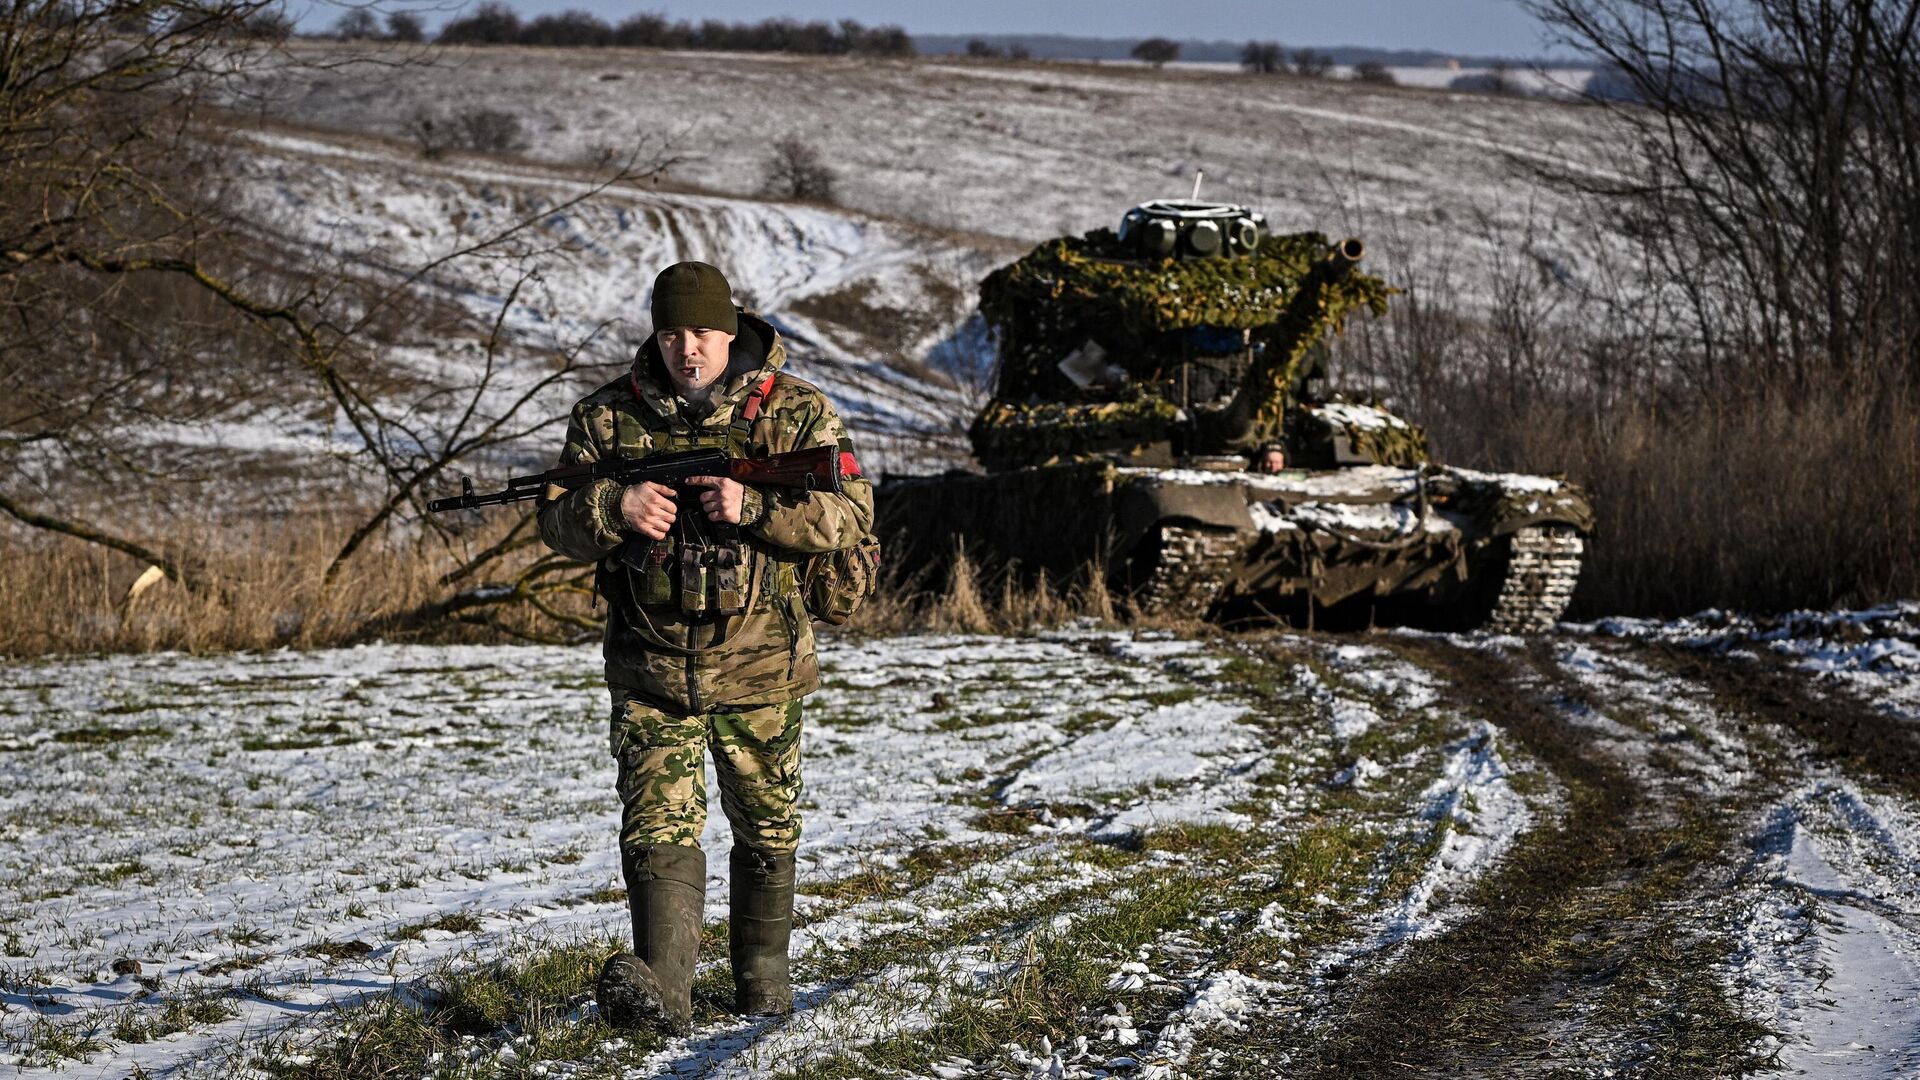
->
xmin=425 ymin=445 xmax=844 ymax=513
xmin=430 ymin=446 xmax=845 ymax=617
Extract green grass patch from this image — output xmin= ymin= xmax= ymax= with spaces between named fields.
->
xmin=53 ymin=725 xmax=168 ymax=744
xmin=79 ymin=859 xmax=147 ymax=888
xmin=304 ymin=940 xmax=376 ymax=962
xmin=392 ymin=912 xmax=484 ymax=941
xmin=109 ymin=990 xmax=239 ymax=1044
xmin=241 ymin=735 xmax=357 ymax=752
xmin=805 ymin=842 xmax=1004 ymax=906
xmin=969 ymin=807 xmax=1045 ymax=835
xmin=226 ymin=924 xmax=275 ymax=947
xmin=201 ymin=953 xmax=271 ymax=976
xmin=259 ymin=936 xmax=668 ymax=1080
xmin=1138 ymin=686 xmax=1201 ymax=708
xmin=13 ymin=1014 xmax=107 ymax=1067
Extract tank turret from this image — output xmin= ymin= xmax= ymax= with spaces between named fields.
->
xmin=970 ymin=200 xmax=1393 ymax=471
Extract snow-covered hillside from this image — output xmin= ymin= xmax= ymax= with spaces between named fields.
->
xmin=236 ymin=44 xmax=1631 ymax=310
xmin=172 ymin=47 xmax=1649 ymax=486
xmin=213 ymin=125 xmax=997 ymax=478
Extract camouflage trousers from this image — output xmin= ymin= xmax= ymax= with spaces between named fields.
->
xmin=610 ymin=690 xmax=805 ymax=855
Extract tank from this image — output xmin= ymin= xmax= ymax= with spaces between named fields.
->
xmin=877 ymin=198 xmax=1594 ymax=631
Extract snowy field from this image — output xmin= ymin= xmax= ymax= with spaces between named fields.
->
xmin=237 ymin=44 xmax=1631 ymax=310
xmin=5 ymin=612 xmax=1919 ymax=1078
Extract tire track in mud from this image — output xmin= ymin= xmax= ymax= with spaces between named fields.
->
xmin=1234 ymin=636 xmax=1779 ymax=1079
xmin=1623 ymin=639 xmax=1920 ymax=1075
xmin=1636 ymin=641 xmax=1920 ymax=804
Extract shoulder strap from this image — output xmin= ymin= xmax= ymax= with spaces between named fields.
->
xmin=729 ymin=372 xmax=780 ymax=456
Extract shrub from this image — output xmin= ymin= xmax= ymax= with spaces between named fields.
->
xmin=1449 ymin=63 xmax=1525 ymax=96
xmin=438 ymin=2 xmax=520 ymax=45
xmin=521 ymin=9 xmax=612 ymax=47
xmin=1130 ymin=37 xmax=1178 ymax=67
xmin=1351 ymin=60 xmax=1397 ymax=85
xmin=233 ymin=8 xmax=293 ymax=40
xmin=453 ymin=107 xmax=526 ymax=154
xmin=386 ymin=11 xmax=424 ymax=42
xmin=404 ymin=107 xmax=527 ymax=157
xmin=762 ymin=137 xmax=836 ymax=204
xmin=613 ymin=12 xmax=683 ymax=47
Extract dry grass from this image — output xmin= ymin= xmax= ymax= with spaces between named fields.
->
xmin=1334 ymin=240 xmax=1920 ymax=619
xmin=1 ymin=512 xmax=1131 ymax=657
xmin=1481 ymin=384 xmax=1920 ymax=617
xmin=843 ymin=541 xmax=1131 ymax=637
xmin=0 ymin=510 xmax=584 ymax=657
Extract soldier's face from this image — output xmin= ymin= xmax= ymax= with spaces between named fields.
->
xmin=657 ymin=326 xmax=736 ymax=396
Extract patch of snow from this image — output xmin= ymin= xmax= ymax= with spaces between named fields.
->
xmin=1723 ymin=783 xmax=1920 ymax=1077
xmin=1306 ymin=401 xmax=1413 ymax=431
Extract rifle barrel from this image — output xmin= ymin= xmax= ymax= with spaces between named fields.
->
xmin=429 ymin=444 xmax=845 ymax=514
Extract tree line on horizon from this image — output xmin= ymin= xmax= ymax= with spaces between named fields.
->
xmin=321 ymin=3 xmax=914 ymax=56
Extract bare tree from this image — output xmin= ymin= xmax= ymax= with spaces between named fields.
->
xmin=0 ymin=0 xmax=677 ymax=642
xmin=1241 ymin=40 xmax=1284 ymax=74
xmin=333 ymin=7 xmax=379 ymax=39
xmin=1291 ymin=48 xmax=1333 ymax=78
xmin=437 ymin=1 xmax=519 ymax=44
xmin=1526 ymin=0 xmax=1920 ymax=388
xmin=521 ymin=9 xmax=612 ymax=47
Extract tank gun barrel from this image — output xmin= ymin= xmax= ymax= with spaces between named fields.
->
xmin=1201 ymin=239 xmax=1370 ymax=453
xmin=1326 ymin=238 xmax=1365 ymax=280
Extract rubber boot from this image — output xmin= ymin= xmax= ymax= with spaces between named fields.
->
xmin=598 ymin=842 xmax=706 ymax=1035
xmin=729 ymin=845 xmax=795 ymax=1016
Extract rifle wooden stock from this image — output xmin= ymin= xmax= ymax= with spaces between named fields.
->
xmin=728 ymin=445 xmax=840 ymax=492
xmin=428 ymin=444 xmax=845 ymax=513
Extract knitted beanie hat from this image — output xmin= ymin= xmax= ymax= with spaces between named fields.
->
xmin=650 ymin=261 xmax=738 ymax=334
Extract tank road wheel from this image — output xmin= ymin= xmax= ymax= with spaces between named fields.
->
xmin=1481 ymin=525 xmax=1585 ymax=633
xmin=1130 ymin=524 xmax=1243 ymax=618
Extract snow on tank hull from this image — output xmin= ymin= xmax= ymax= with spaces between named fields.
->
xmin=875 ymin=461 xmax=1593 ymax=632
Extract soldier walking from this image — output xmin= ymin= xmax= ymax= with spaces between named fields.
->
xmin=537 ymin=261 xmax=873 ymax=1034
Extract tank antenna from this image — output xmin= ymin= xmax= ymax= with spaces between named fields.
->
xmin=1191 ymin=170 xmax=1205 ymax=200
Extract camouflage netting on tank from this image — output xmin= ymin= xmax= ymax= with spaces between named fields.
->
xmin=970 ymin=395 xmax=1183 ymax=469
xmin=1294 ymin=401 xmax=1431 ymax=467
xmin=978 ymin=229 xmax=1392 ymax=403
xmin=973 ymin=229 xmax=1393 ymax=463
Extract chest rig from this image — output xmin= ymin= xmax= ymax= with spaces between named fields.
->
xmin=607 ymin=372 xmax=788 ymax=622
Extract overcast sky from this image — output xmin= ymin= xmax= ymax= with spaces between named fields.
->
xmin=325 ymin=1 xmax=1563 ymax=57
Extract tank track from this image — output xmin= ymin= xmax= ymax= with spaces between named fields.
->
xmin=1133 ymin=525 xmax=1243 ymax=617
xmin=1482 ymin=525 xmax=1584 ymax=633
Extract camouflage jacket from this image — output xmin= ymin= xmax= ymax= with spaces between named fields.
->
xmin=537 ymin=311 xmax=874 ymax=713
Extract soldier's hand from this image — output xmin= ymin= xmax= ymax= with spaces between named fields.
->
xmin=620 ymin=481 xmax=677 ymax=539
xmin=686 ymin=475 xmax=745 ymax=524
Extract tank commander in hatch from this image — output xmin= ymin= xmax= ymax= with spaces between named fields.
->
xmin=536 ymin=261 xmax=874 ymax=1036
xmin=1249 ymin=443 xmax=1287 ymax=474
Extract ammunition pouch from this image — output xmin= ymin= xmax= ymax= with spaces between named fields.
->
xmin=799 ymin=534 xmax=882 ymax=626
